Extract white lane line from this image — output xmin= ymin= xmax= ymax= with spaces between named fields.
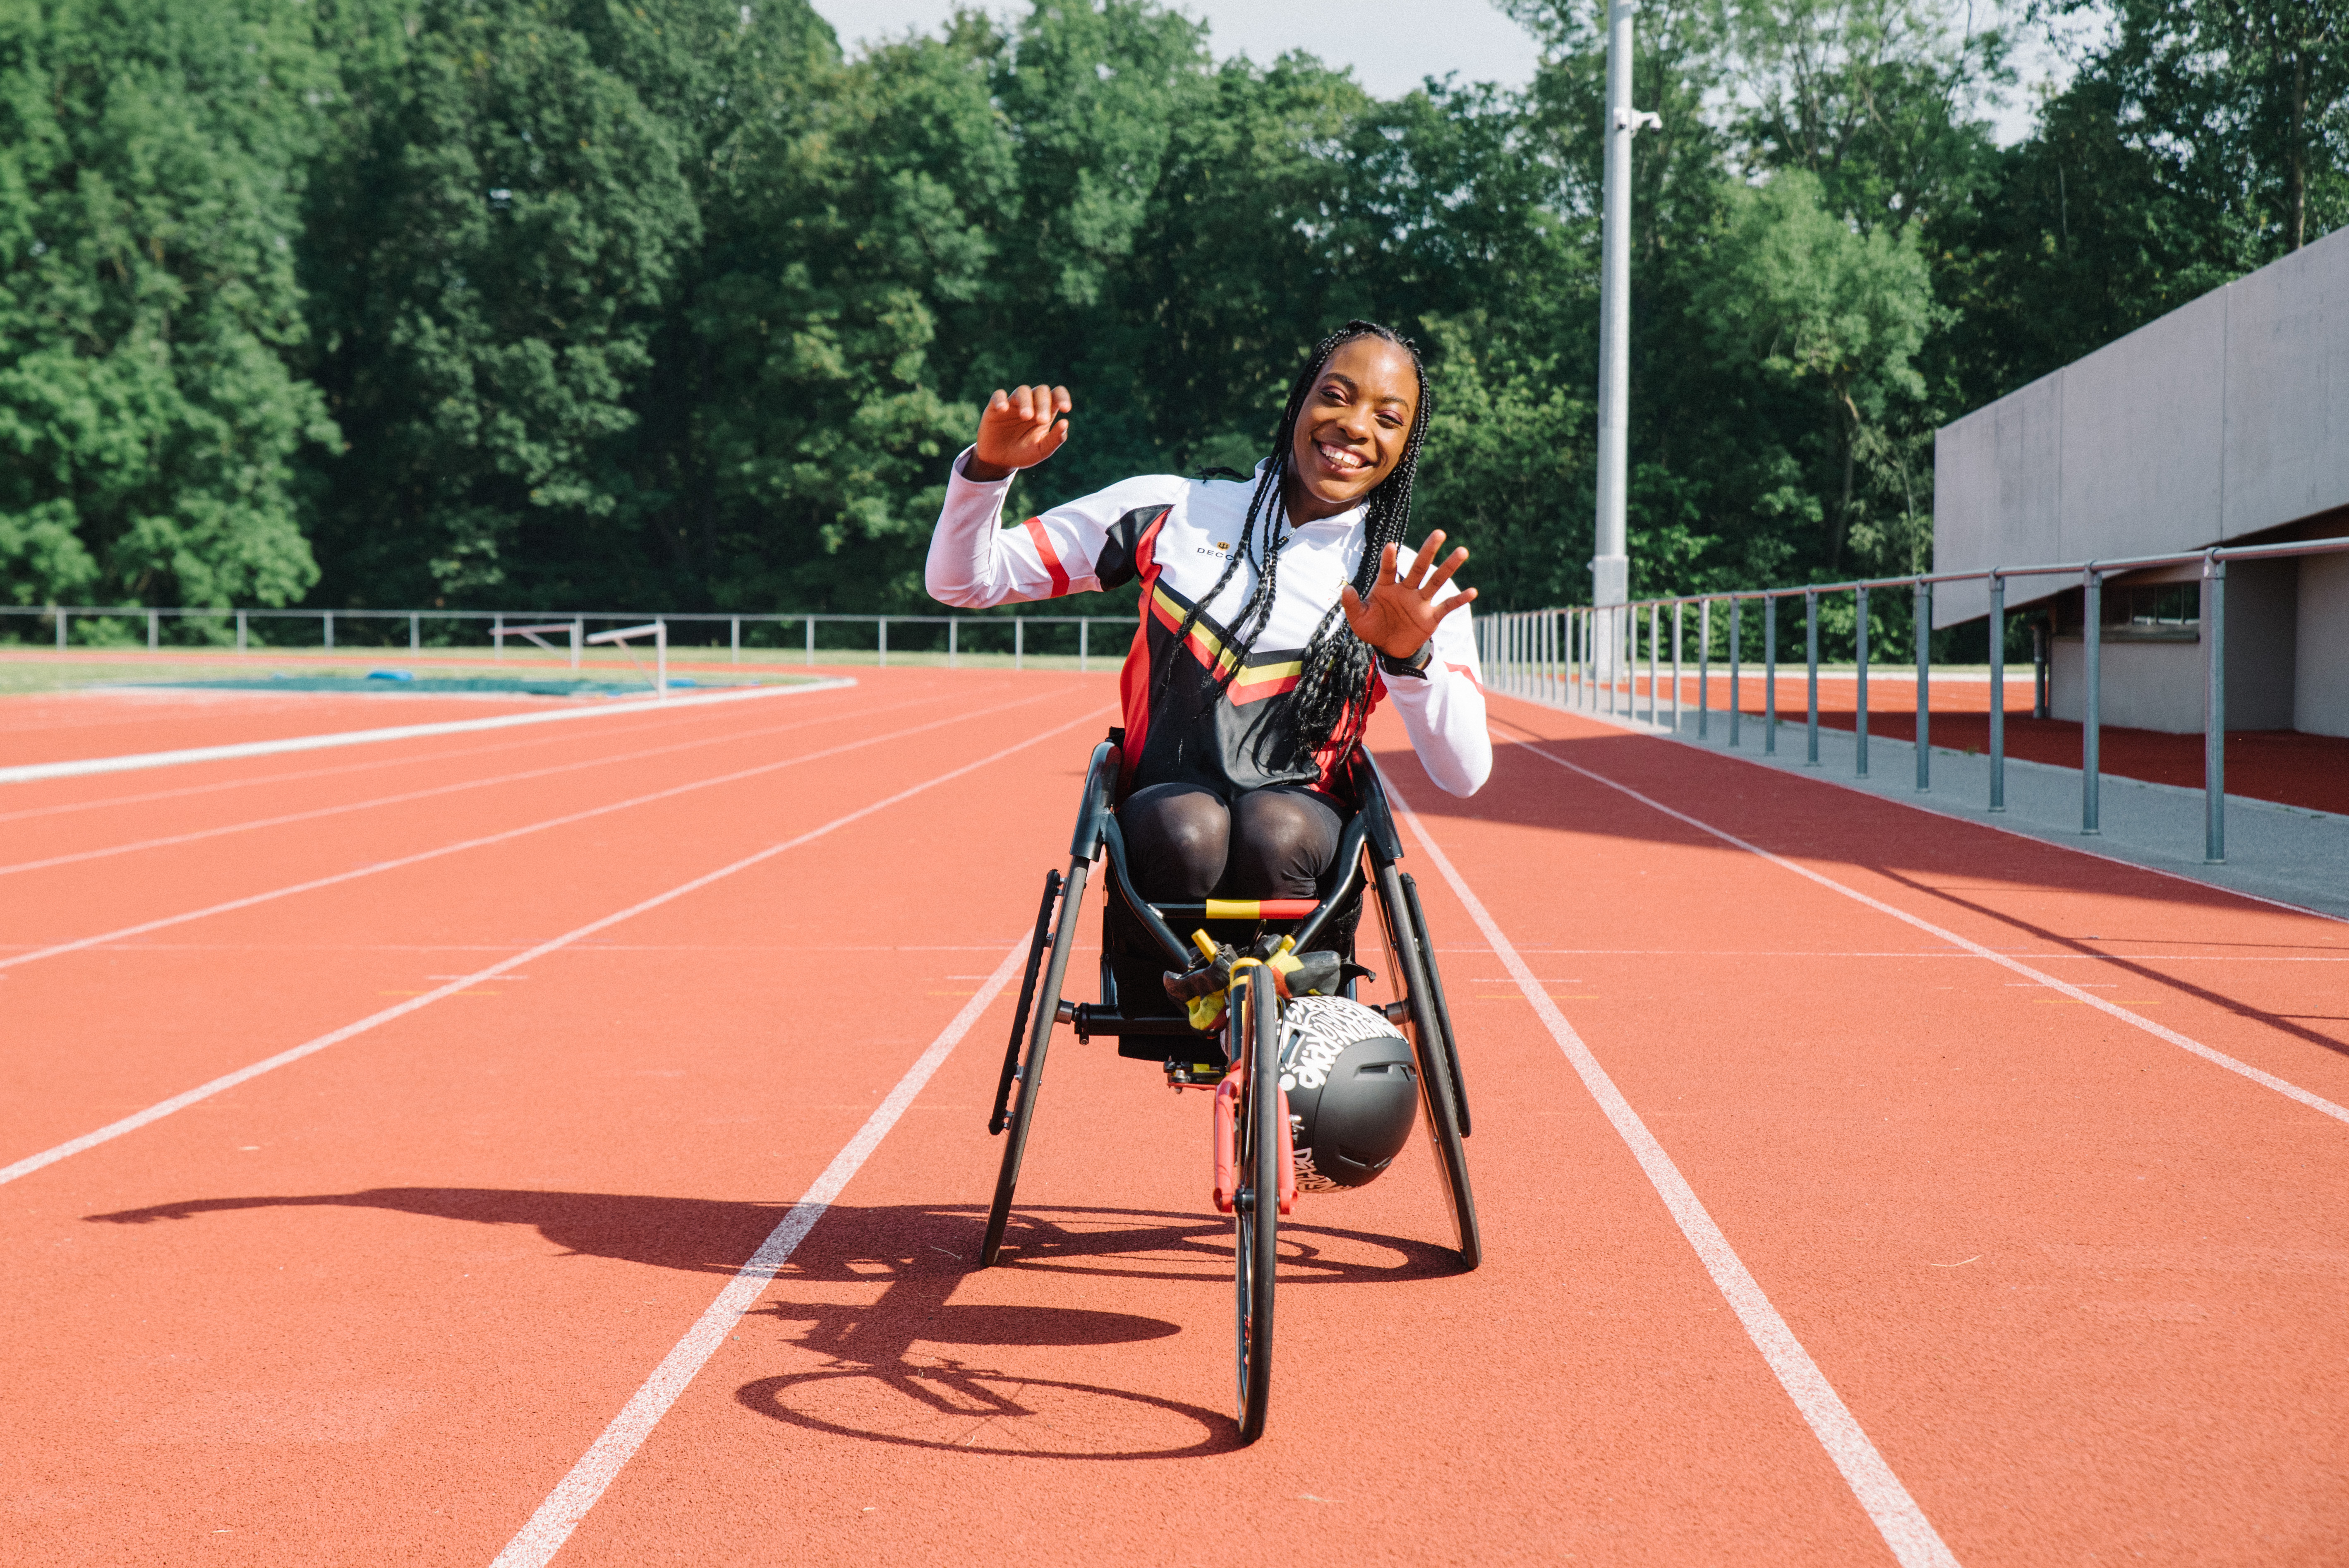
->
xmin=1505 ymin=735 xmax=2349 ymax=1129
xmin=0 ymin=711 xmax=1096 ymax=1189
xmin=0 ymin=692 xmax=845 ymax=826
xmin=0 ymin=678 xmax=857 ymax=784
xmin=0 ymin=690 xmax=960 ymax=879
xmin=487 ymin=937 xmax=1028 ymax=1568
xmin=1381 ymin=769 xmax=1961 ymax=1568
xmin=0 ymin=690 xmax=1067 ymax=974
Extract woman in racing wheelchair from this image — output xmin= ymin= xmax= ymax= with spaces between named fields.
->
xmin=924 ymin=318 xmax=1489 ymax=936
xmin=928 ymin=321 xmax=1489 ymax=1441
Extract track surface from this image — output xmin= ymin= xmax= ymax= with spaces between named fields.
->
xmin=4 ymin=670 xmax=2345 ymax=1564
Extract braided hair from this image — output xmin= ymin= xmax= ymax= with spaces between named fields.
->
xmin=1153 ymin=319 xmax=1433 ymax=771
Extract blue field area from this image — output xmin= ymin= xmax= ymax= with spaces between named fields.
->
xmin=117 ymin=671 xmax=709 ymax=698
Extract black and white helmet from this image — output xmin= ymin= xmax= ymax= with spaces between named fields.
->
xmin=1275 ymin=996 xmax=1420 ymax=1191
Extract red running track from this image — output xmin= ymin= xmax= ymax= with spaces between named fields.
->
xmin=2 ymin=671 xmax=2344 ymax=1564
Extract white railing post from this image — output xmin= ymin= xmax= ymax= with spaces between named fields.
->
xmin=1914 ymin=580 xmax=1931 ymax=791
xmin=1988 ymin=573 xmax=2006 ymax=810
xmin=2202 ymin=552 xmax=2225 ymax=862
xmin=2082 ymin=568 xmax=2101 ymax=833
xmin=1672 ymin=601 xmax=1684 ymax=731
xmin=1854 ymin=587 xmax=1870 ymax=776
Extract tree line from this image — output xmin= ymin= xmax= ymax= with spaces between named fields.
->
xmin=2 ymin=0 xmax=2342 ymax=635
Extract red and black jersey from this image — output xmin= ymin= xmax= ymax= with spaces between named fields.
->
xmin=926 ymin=450 xmax=1490 ymax=798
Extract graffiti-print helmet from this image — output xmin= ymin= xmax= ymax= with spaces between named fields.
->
xmin=1275 ymin=996 xmax=1419 ymax=1190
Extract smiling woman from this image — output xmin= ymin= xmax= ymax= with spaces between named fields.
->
xmin=925 ymin=321 xmax=1490 ymax=992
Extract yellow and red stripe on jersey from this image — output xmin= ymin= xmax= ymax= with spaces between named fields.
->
xmin=1145 ymin=583 xmax=1304 ymax=703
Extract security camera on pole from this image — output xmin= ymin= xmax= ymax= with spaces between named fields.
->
xmin=1593 ymin=0 xmax=1659 ymax=685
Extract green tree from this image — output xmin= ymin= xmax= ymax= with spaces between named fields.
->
xmin=0 ymin=0 xmax=335 ymax=614
xmin=1694 ymin=167 xmax=1932 ymax=571
xmin=298 ymin=0 xmax=703 ymax=608
xmin=684 ymin=18 xmax=1013 ymax=612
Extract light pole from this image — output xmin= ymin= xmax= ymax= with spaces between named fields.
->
xmin=1594 ymin=0 xmax=1658 ymax=673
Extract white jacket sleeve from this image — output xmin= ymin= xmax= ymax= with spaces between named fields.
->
xmin=924 ymin=447 xmax=1180 ymax=608
xmin=1379 ymin=550 xmax=1490 ymax=796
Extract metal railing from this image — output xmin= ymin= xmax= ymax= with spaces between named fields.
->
xmin=1477 ymin=531 xmax=2349 ymax=866
xmin=0 ymin=606 xmax=1124 ymax=674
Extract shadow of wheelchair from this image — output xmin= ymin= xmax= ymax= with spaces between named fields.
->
xmin=84 ymin=1187 xmax=1443 ymax=1460
xmin=745 ymin=1200 xmax=1458 ymax=1460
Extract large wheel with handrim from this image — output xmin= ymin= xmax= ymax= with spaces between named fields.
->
xmin=1233 ymin=972 xmax=1280 ymax=1443
xmin=980 ymin=859 xmax=1090 ymax=1268
xmin=1376 ymin=862 xmax=1480 ymax=1269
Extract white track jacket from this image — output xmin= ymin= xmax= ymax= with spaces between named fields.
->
xmin=926 ymin=450 xmax=1490 ymax=798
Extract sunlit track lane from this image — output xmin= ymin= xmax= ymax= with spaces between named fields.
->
xmin=0 ymin=686 xmax=1115 ymax=1565
xmin=1408 ymin=696 xmax=2349 ymax=1564
xmin=0 ymin=689 xmax=571 ymax=767
xmin=0 ymin=675 xmax=1008 ymax=949
xmin=0 ymin=675 xmax=1083 ymax=1165
xmin=0 ymin=683 xmax=955 ymax=877
xmin=0 ymin=675 xmax=869 ymax=835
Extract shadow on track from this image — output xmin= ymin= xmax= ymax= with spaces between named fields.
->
xmin=84 ymin=1192 xmax=1443 ymax=1460
xmin=742 ymin=1201 xmax=1455 ymax=1460
xmin=85 ymin=1186 xmax=801 ymax=1275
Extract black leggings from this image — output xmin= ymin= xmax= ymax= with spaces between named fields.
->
xmin=1107 ymin=782 xmax=1351 ymax=1011
xmin=1121 ymin=782 xmax=1344 ymax=901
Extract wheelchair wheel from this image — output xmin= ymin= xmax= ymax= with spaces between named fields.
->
xmin=1398 ymin=872 xmax=1471 ymax=1137
xmin=980 ymin=858 xmax=1090 ymax=1268
xmin=1232 ymin=969 xmax=1279 ymax=1444
xmin=1375 ymin=861 xmax=1481 ymax=1271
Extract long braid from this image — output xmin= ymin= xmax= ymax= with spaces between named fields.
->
xmin=1146 ymin=320 xmax=1433 ymax=771
xmin=1276 ymin=352 xmax=1431 ymax=766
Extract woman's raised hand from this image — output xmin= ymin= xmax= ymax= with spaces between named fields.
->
xmin=964 ymin=384 xmax=1073 ymax=482
xmin=1339 ymin=532 xmax=1477 ymax=661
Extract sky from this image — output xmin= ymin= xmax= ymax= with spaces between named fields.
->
xmin=805 ymin=0 xmax=1549 ymax=101
xmin=804 ymin=0 xmax=2085 ymax=146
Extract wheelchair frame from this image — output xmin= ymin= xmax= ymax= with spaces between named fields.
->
xmin=976 ymin=730 xmax=1481 ymax=1441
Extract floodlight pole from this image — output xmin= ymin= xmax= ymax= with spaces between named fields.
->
xmin=1593 ymin=0 xmax=1657 ymax=675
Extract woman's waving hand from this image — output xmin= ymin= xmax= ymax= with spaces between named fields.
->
xmin=963 ymin=384 xmax=1073 ymax=482
xmin=1340 ymin=530 xmax=1477 ymax=661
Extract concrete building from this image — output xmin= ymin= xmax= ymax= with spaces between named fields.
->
xmin=1932 ymin=223 xmax=2349 ymax=738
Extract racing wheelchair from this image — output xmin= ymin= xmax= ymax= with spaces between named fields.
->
xmin=979 ymin=729 xmax=1479 ymax=1443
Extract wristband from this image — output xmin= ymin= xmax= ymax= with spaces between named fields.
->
xmin=1376 ymin=643 xmax=1434 ymax=680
